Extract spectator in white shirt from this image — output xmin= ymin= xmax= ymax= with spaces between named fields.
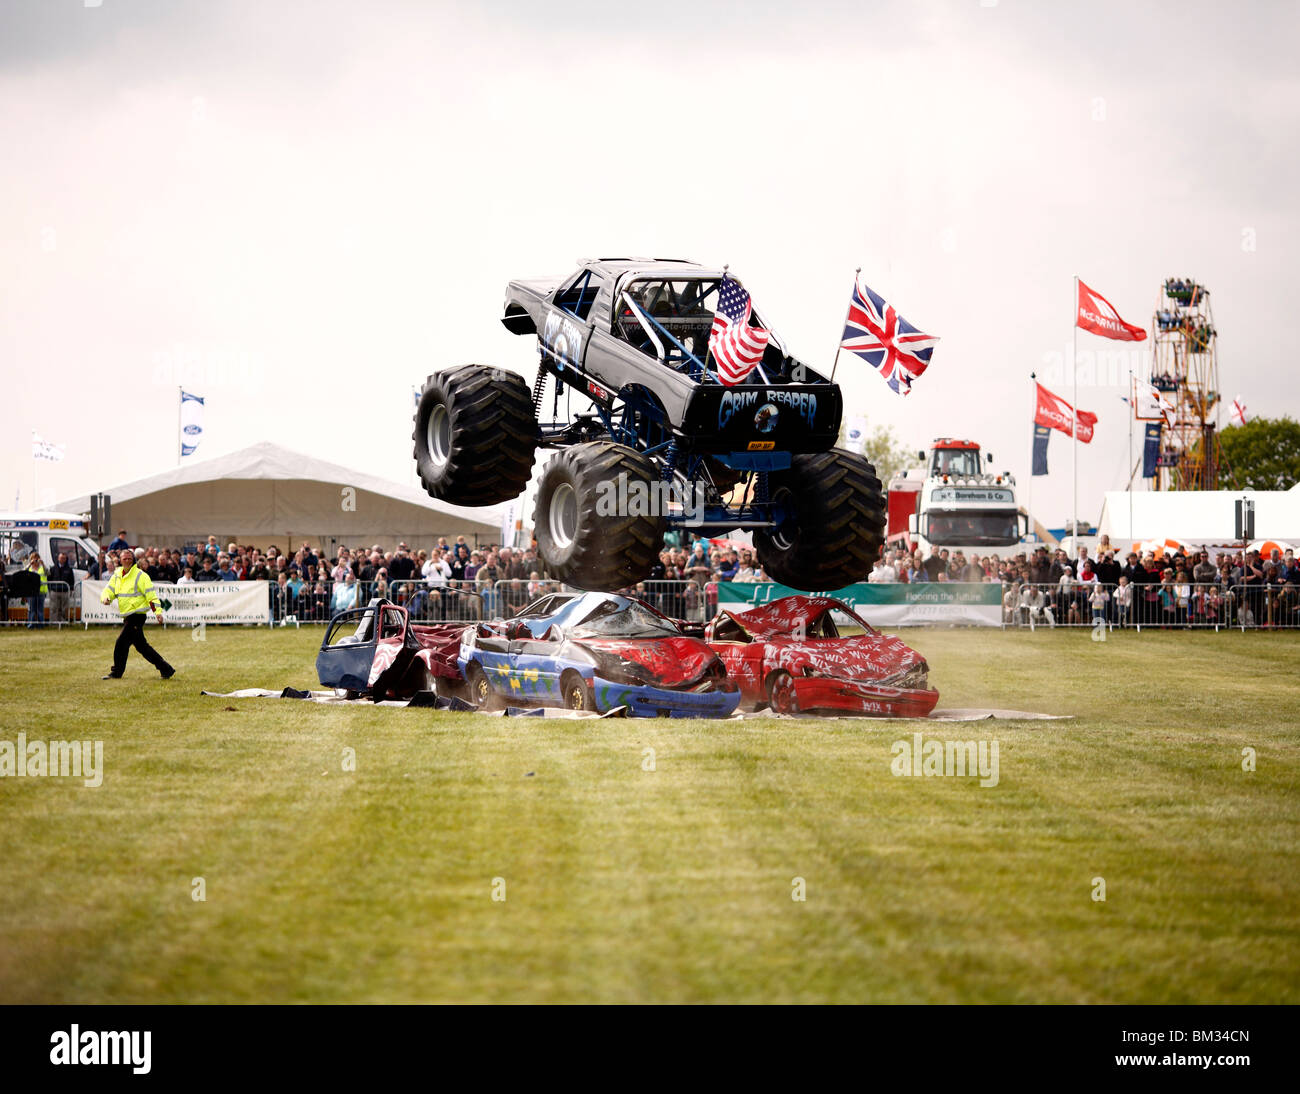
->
xmin=869 ymin=557 xmax=898 ymax=583
xmin=1019 ymin=585 xmax=1054 ymax=627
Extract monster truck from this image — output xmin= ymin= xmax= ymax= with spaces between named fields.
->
xmin=413 ymin=258 xmax=886 ymax=592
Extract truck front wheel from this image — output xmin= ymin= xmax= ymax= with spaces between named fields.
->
xmin=534 ymin=441 xmax=666 ymax=592
xmin=413 ymin=365 xmax=538 ymax=506
xmin=754 ymin=450 xmax=886 ymax=591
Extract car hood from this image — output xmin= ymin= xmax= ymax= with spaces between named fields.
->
xmin=764 ymin=635 xmax=928 ymax=685
xmin=579 ymin=635 xmax=721 ymax=687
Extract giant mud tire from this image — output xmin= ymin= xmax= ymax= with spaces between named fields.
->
xmin=754 ymin=449 xmax=886 ymax=591
xmin=413 ymin=365 xmax=538 ymax=506
xmin=534 ymin=441 xmax=666 ymax=592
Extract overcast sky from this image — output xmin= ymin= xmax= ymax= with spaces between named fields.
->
xmin=3 ymin=0 xmax=1297 ymax=530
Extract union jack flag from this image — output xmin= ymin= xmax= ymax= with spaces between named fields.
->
xmin=841 ymin=276 xmax=937 ymax=395
xmin=709 ymin=274 xmax=771 ymax=386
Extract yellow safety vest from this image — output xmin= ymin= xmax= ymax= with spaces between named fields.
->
xmin=33 ymin=565 xmax=48 ymax=595
xmin=104 ymin=564 xmax=159 ymax=616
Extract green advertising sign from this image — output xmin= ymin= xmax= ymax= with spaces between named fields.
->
xmin=714 ymin=582 xmax=1002 ymax=626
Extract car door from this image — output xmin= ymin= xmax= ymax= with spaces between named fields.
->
xmin=507 ymin=626 xmax=563 ymax=704
xmin=316 ymin=607 xmax=379 ymax=692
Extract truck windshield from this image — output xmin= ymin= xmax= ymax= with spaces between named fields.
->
xmin=927 ymin=511 xmax=1019 ymax=546
xmin=931 ymin=449 xmax=982 ymax=476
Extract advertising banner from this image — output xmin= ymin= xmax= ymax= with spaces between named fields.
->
xmin=714 ymin=581 xmax=1002 ymax=627
xmin=82 ymin=580 xmax=271 ymax=626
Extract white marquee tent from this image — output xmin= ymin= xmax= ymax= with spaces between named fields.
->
xmin=1096 ymin=485 xmax=1300 ymax=546
xmin=55 ymin=441 xmax=512 ymax=550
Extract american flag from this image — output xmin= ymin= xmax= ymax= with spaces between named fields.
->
xmin=841 ymin=276 xmax=937 ymax=395
xmin=709 ymin=274 xmax=771 ymax=386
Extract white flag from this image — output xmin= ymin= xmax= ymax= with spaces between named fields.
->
xmin=32 ymin=431 xmax=65 ymax=462
xmin=500 ymin=499 xmax=518 ymax=549
xmin=180 ymin=390 xmax=205 ymax=457
xmin=1132 ymin=378 xmax=1175 ymax=423
xmin=1230 ymin=396 xmax=1247 ymax=426
xmin=843 ymin=415 xmax=869 ymax=455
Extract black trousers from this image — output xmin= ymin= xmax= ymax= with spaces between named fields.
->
xmin=112 ymin=613 xmax=172 ymax=676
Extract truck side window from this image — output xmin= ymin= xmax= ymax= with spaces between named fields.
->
xmin=52 ymin=538 xmax=95 ymax=570
xmin=556 ymin=270 xmax=604 ymax=321
xmin=7 ymin=532 xmax=37 ymax=564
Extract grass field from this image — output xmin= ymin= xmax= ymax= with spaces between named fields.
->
xmin=1 ymin=622 xmax=1297 ymax=1004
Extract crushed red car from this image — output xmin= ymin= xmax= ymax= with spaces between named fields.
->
xmin=702 ymin=595 xmax=939 ymax=717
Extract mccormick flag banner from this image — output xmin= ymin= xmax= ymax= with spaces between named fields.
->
xmin=1076 ymin=279 xmax=1147 ymax=342
xmin=841 ymin=276 xmax=937 ymax=395
xmin=709 ymin=275 xmax=771 ymax=386
xmin=1034 ymin=382 xmax=1097 ymax=443
xmin=1032 ymin=423 xmax=1051 ymax=476
xmin=1143 ymin=422 xmax=1163 ymax=479
xmin=180 ymin=390 xmax=205 ymax=457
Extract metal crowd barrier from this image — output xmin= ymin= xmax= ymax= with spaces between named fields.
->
xmin=262 ymin=577 xmax=716 ymax=626
xmin=999 ymin=582 xmax=1300 ymax=631
xmin=8 ymin=576 xmax=1294 ymax=632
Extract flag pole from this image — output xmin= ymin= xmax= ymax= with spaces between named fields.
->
xmin=1028 ymin=371 xmax=1036 ymax=544
xmin=1071 ymin=276 xmax=1079 ymax=561
xmin=829 ymin=267 xmax=860 ymax=382
xmin=1127 ymin=378 xmax=1135 ymax=543
xmin=701 ymin=264 xmax=726 ymax=379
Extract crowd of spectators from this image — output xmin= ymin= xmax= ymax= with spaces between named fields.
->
xmin=866 ymin=538 xmax=1300 ymax=629
xmin=10 ymin=524 xmax=1300 ymax=632
xmin=128 ymin=535 xmax=557 ymax=622
xmin=611 ymin=542 xmax=770 ymax=621
xmin=11 ymin=531 xmax=776 ymax=625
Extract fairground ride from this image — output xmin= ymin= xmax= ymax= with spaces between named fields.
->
xmin=1144 ymin=277 xmax=1222 ymax=490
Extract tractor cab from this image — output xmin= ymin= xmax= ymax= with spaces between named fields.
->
xmin=925 ymin=438 xmax=988 ymax=479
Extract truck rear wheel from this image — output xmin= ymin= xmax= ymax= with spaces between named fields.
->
xmin=413 ymin=365 xmax=538 ymax=506
xmin=754 ymin=449 xmax=886 ymax=591
xmin=534 ymin=441 xmax=666 ymax=592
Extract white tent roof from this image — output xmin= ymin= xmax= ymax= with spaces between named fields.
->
xmin=55 ymin=441 xmax=512 ymax=548
xmin=1097 ymin=487 xmax=1300 ymax=544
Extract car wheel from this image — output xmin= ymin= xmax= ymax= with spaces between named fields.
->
xmin=766 ymin=670 xmax=798 ymax=715
xmin=559 ymin=670 xmax=594 ymax=712
xmin=465 ymin=663 xmax=496 ymax=710
xmin=413 ymin=365 xmax=539 ymax=506
xmin=533 ymin=441 xmax=666 ymax=591
xmin=754 ymin=449 xmax=886 ymax=590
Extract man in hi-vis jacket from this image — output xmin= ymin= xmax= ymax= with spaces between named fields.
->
xmin=101 ymin=549 xmax=175 ymax=680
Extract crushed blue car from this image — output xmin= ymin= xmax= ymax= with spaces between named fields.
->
xmin=458 ymin=591 xmax=740 ymax=717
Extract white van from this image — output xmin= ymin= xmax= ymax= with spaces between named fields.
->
xmin=0 ymin=512 xmax=104 ymax=582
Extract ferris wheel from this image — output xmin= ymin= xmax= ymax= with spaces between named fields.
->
xmin=1144 ymin=277 xmax=1222 ymax=490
